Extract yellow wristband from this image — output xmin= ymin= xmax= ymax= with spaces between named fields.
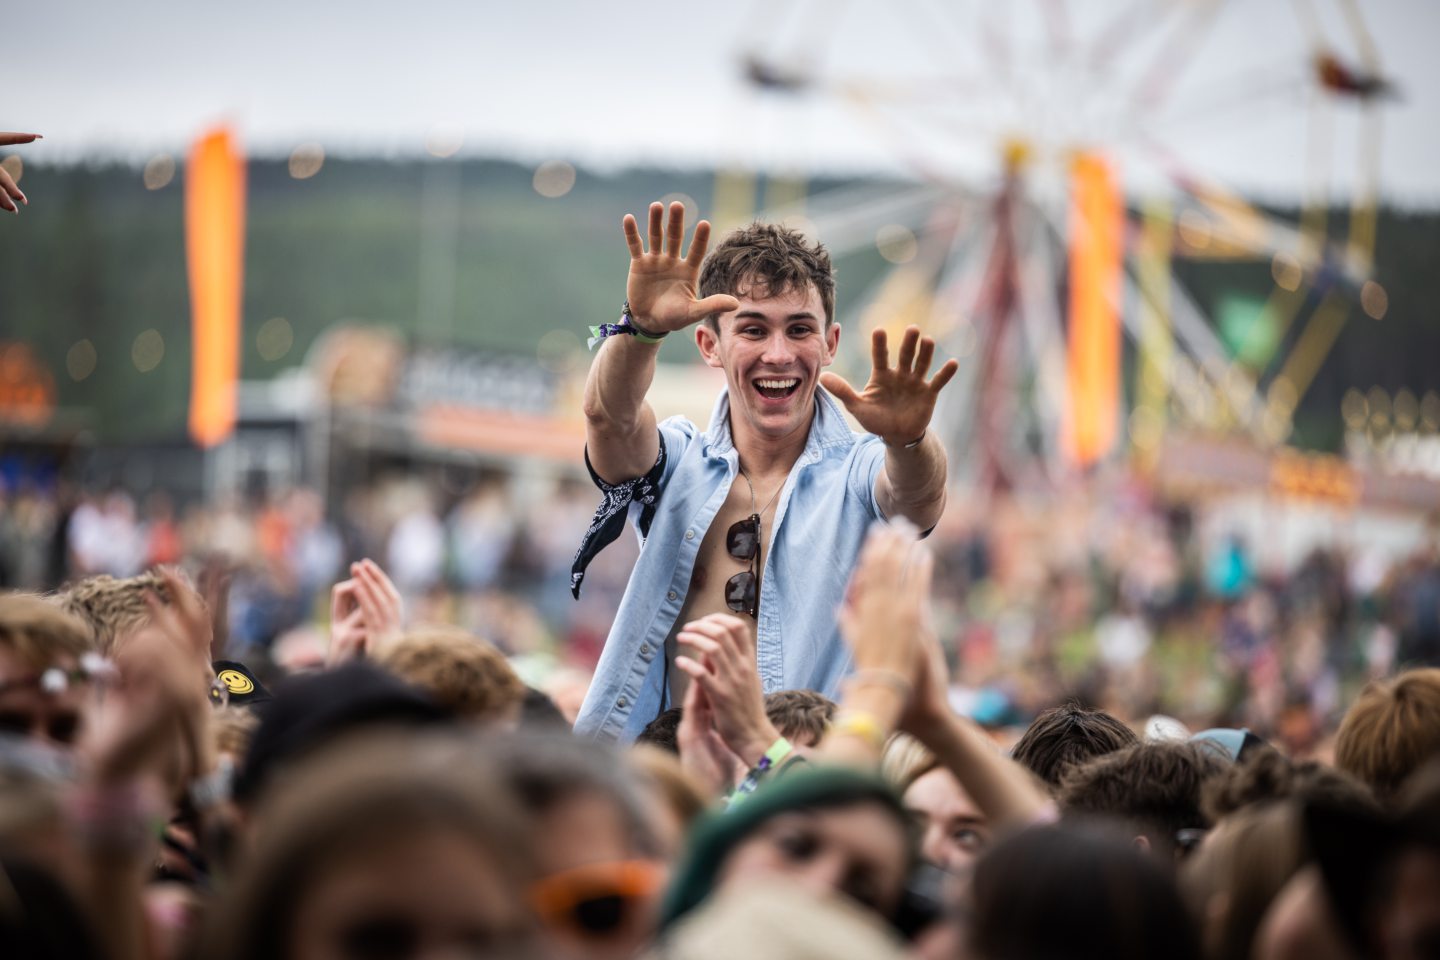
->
xmin=830 ymin=710 xmax=888 ymax=752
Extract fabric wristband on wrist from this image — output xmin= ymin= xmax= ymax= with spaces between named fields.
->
xmin=588 ymin=300 xmax=669 ymax=349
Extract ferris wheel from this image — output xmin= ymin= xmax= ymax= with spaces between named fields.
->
xmin=726 ymin=0 xmax=1393 ymax=491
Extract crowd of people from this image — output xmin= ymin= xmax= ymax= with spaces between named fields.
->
xmin=1 ymin=520 xmax=1438 ymax=960
xmin=3 ymin=473 xmax=1435 ymax=749
xmin=1 ymin=196 xmax=1437 ymax=960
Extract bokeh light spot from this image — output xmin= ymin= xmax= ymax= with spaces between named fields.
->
xmin=876 ymin=224 xmax=918 ymax=264
xmin=426 ymin=125 xmax=465 ymax=158
xmin=143 ymin=154 xmax=175 ymax=191
xmin=257 ymin=317 xmax=294 ymax=362
xmin=1270 ymin=252 xmax=1302 ymax=292
xmin=1177 ymin=210 xmax=1212 ymax=250
xmin=288 ymin=143 xmax=325 ymax=180
xmin=1360 ymin=280 xmax=1388 ymax=320
xmin=1 ymin=155 xmax=21 ymax=185
xmin=537 ymin=329 xmax=582 ymax=373
xmin=66 ymin=340 xmax=97 ymax=382
xmin=1340 ymin=387 xmax=1367 ymax=430
xmin=533 ymin=160 xmax=576 ymax=198
xmin=131 ymin=329 xmax=165 ymax=373
xmin=1394 ymin=389 xmax=1418 ymax=431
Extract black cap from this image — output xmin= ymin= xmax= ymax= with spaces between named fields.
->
xmin=232 ymin=661 xmax=449 ymax=804
xmin=210 ymin=659 xmax=272 ymax=706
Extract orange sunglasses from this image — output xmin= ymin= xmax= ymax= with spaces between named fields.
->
xmin=529 ymin=859 xmax=666 ymax=936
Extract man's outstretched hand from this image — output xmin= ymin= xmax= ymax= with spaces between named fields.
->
xmin=820 ymin=325 xmax=958 ymax=446
xmin=0 ymin=133 xmax=41 ymax=215
xmin=622 ymin=201 xmax=739 ymax=334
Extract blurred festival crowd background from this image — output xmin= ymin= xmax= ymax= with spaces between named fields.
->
xmin=4 ymin=1 xmax=1440 ymax=959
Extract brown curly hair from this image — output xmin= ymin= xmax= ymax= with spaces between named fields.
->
xmin=698 ymin=221 xmax=835 ymax=329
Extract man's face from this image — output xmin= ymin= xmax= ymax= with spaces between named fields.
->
xmin=0 ymin=647 xmax=87 ymax=750
xmin=696 ymin=282 xmax=840 ymax=445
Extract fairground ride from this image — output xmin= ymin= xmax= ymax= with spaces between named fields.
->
xmin=722 ymin=0 xmax=1394 ymax=493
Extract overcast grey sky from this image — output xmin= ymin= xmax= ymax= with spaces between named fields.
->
xmin=14 ymin=0 xmax=1440 ymax=203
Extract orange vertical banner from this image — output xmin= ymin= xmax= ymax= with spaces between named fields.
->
xmin=1065 ymin=153 xmax=1122 ymax=468
xmin=185 ymin=127 xmax=246 ymax=447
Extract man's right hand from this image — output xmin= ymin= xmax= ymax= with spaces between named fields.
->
xmin=623 ymin=201 xmax=739 ymax=333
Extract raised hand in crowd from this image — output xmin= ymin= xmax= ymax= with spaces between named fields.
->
xmin=819 ymin=326 xmax=958 ymax=448
xmin=71 ymin=568 xmax=216 ymax=960
xmin=677 ymin=676 xmax=739 ymax=799
xmin=623 ymin=201 xmax=740 ymax=335
xmin=826 ymin=521 xmax=1049 ymax=826
xmin=327 ymin=558 xmax=404 ymax=664
xmin=675 ymin=612 xmax=784 ymax=769
xmin=0 ymin=132 xmax=40 ymax=214
xmin=823 ymin=520 xmax=931 ymax=766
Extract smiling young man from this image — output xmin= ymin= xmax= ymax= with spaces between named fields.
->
xmin=572 ymin=202 xmax=957 ymax=742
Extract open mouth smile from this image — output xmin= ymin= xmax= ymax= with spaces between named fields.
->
xmin=752 ymin=377 xmax=801 ymax=401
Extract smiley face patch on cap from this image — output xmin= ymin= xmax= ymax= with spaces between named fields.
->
xmin=210 ymin=660 xmax=271 ymax=706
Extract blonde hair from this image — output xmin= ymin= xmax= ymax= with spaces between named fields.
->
xmin=0 ymin=592 xmax=95 ymax=668
xmin=53 ymin=570 xmax=190 ymax=655
xmin=881 ymin=733 xmax=938 ymax=793
xmin=374 ymin=626 xmax=526 ymax=721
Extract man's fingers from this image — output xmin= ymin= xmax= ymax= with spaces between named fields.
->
xmin=896 ymin=326 xmax=919 ymax=373
xmin=622 ymin=214 xmax=644 ymax=258
xmin=674 ymin=655 xmax=709 ymax=681
xmin=361 ymin=559 xmax=402 ymax=607
xmin=0 ymin=168 xmax=19 ymax=213
xmin=685 ymin=219 xmax=713 ymax=268
xmin=914 ymin=337 xmax=936 ymax=378
xmin=928 ymin=358 xmax=960 ymax=394
xmin=0 ymin=166 xmax=24 ymax=205
xmin=687 ymin=293 xmax=740 ymax=324
xmin=676 ymin=632 xmax=722 ymax=661
xmin=870 ymin=327 xmax=890 ymax=373
xmin=331 ymin=579 xmax=358 ymax=619
xmin=818 ymin=372 xmax=860 ymax=408
xmin=647 ymin=202 xmax=664 ymax=254
xmin=0 ymin=133 xmax=39 ymax=146
xmin=665 ymin=201 xmax=685 ymax=257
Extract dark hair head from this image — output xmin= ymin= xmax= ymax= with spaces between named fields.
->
xmin=698 ymin=221 xmax=835 ymax=329
xmin=969 ymin=822 xmax=1202 ymax=960
xmin=764 ymin=689 xmax=837 ymax=748
xmin=1011 ymin=701 xmax=1139 ymax=789
xmin=636 ymin=706 xmax=683 ymax=755
xmin=1202 ymin=745 xmax=1377 ymax=823
xmin=1058 ymin=741 xmax=1228 ymax=857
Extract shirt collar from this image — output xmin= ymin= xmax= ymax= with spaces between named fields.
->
xmin=703 ymin=386 xmax=858 ymax=464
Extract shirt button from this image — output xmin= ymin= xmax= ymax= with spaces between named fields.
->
xmin=667 ymin=590 xmax=678 ymax=601
xmin=617 ymin=696 xmax=629 ymax=709
xmin=640 ymin=644 xmax=652 ymax=657
xmin=685 ymin=529 xmax=695 ymax=540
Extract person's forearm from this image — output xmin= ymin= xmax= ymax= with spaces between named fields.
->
xmin=879 ymin=431 xmax=947 ymax=528
xmin=582 ymin=334 xmax=661 ymax=433
xmin=918 ymin=711 xmax=1049 ymax=829
xmin=582 ymin=335 xmax=663 ymax=481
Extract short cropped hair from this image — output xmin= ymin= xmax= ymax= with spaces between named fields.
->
xmin=1011 ymin=702 xmax=1139 ymax=789
xmin=1059 ymin=741 xmax=1228 ymax=857
xmin=765 ymin=689 xmax=837 ymax=748
xmin=698 ymin=221 xmax=835 ymax=328
xmin=53 ymin=571 xmax=178 ymax=655
xmin=1335 ymin=668 xmax=1440 ymax=803
xmin=374 ymin=626 xmax=526 ymax=722
xmin=0 ymin=593 xmax=95 ymax=670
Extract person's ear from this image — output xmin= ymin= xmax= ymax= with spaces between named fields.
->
xmin=822 ymin=322 xmax=841 ymax=366
xmin=1132 ymin=834 xmax=1152 ymax=855
xmin=696 ymin=323 xmax=723 ymax=369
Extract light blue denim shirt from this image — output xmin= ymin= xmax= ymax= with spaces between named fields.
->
xmin=573 ymin=387 xmax=887 ymax=742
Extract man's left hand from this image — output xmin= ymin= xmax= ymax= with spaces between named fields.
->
xmin=819 ymin=325 xmax=958 ymax=446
